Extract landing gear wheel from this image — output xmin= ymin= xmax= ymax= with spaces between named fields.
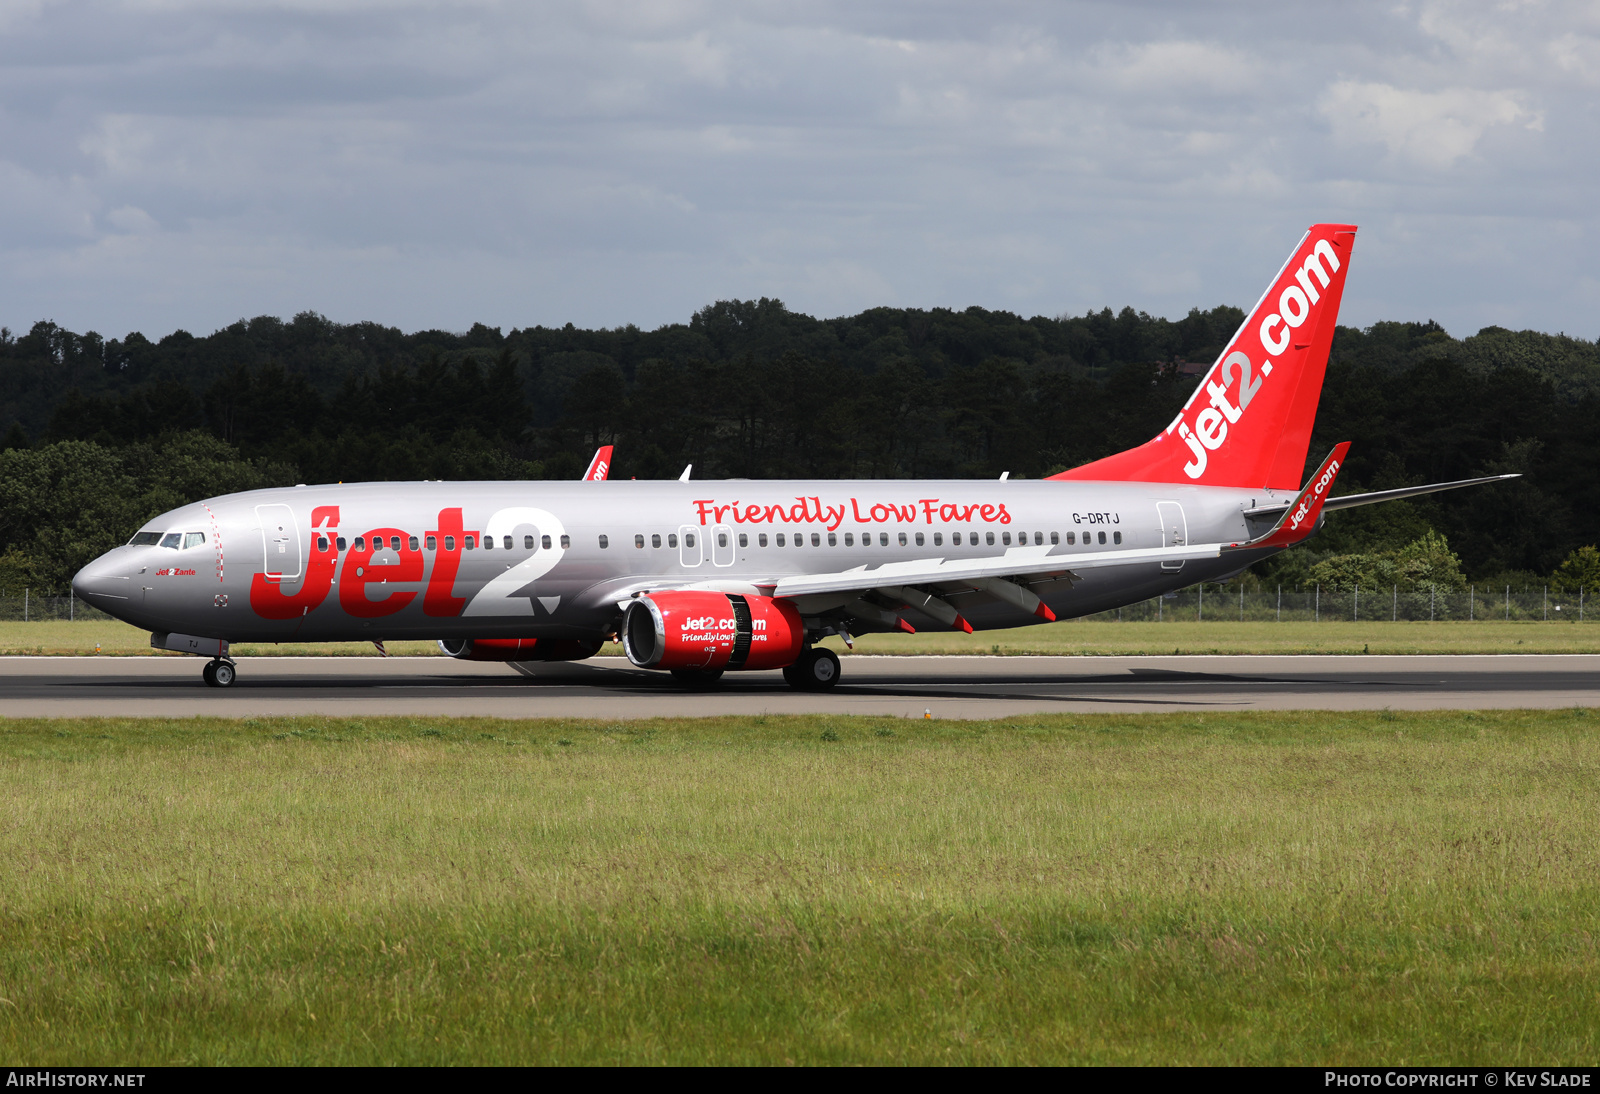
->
xmin=786 ymin=648 xmax=841 ymax=691
xmin=204 ymin=659 xmax=236 ymax=688
xmin=670 ymin=668 xmax=724 ymax=689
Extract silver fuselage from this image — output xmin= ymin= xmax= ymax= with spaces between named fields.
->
xmin=72 ymin=478 xmax=1298 ymax=643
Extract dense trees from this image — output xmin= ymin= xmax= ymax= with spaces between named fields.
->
xmin=1 ymin=301 xmax=1597 ymax=590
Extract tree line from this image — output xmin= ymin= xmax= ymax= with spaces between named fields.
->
xmin=2 ymin=300 xmax=1598 ymax=592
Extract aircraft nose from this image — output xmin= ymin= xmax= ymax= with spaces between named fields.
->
xmin=72 ymin=552 xmax=132 ymax=610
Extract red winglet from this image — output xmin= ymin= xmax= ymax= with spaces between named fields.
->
xmin=1034 ymin=602 xmax=1057 ymax=622
xmin=582 ymin=446 xmax=614 ymax=481
xmin=1234 ymin=442 xmax=1351 ymax=550
xmin=897 ymin=618 xmax=916 ymax=634
xmin=954 ymin=614 xmax=974 ymax=634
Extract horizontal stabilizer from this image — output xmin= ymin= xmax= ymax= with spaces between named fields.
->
xmin=1243 ymin=473 xmax=1520 ymax=519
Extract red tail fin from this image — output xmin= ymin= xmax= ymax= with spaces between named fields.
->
xmin=1051 ymin=223 xmax=1357 ymax=490
xmin=582 ymin=446 xmax=614 ymax=481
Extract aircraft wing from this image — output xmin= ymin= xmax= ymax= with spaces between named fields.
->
xmin=582 ymin=446 xmax=614 ymax=481
xmin=764 ymin=540 xmax=1226 ymax=600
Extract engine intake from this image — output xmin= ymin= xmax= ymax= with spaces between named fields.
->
xmin=622 ymin=591 xmax=803 ymax=671
xmin=437 ymin=637 xmax=602 ymax=662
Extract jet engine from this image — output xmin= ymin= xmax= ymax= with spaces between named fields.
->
xmin=621 ymin=591 xmax=803 ymax=672
xmin=437 ymin=637 xmax=603 ymax=662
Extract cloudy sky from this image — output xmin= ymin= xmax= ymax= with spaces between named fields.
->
xmin=1 ymin=0 xmax=1594 ymax=340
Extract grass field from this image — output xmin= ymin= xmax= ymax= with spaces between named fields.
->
xmin=6 ymin=616 xmax=1600 ymax=658
xmin=2 ymin=710 xmax=1597 ymax=1064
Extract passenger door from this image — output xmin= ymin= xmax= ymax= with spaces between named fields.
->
xmin=1155 ymin=501 xmax=1187 ymax=572
xmin=256 ymin=504 xmax=303 ymax=581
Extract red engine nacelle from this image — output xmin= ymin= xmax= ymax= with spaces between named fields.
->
xmin=621 ymin=591 xmax=804 ymax=672
xmin=437 ymin=637 xmax=603 ymax=662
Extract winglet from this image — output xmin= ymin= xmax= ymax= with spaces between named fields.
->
xmin=582 ymin=446 xmax=614 ymax=481
xmin=1229 ymin=442 xmax=1351 ymax=551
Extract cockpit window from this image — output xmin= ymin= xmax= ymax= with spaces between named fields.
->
xmin=129 ymin=531 xmax=162 ymax=546
xmin=183 ymin=533 xmax=206 ymax=549
xmin=159 ymin=533 xmax=182 ymax=549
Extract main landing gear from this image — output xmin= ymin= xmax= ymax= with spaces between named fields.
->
xmin=783 ymin=647 xmax=841 ymax=691
xmin=202 ymin=659 xmax=237 ymax=688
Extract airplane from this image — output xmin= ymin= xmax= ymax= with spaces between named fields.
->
xmin=72 ymin=223 xmax=1517 ymax=690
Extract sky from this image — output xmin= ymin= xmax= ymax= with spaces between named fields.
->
xmin=1 ymin=0 xmax=1596 ymax=341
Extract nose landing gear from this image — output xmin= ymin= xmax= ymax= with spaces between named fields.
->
xmin=202 ymin=659 xmax=237 ymax=688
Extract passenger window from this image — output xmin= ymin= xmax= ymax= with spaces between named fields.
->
xmin=758 ymin=533 xmax=768 ymax=547
xmin=827 ymin=533 xmax=836 ymax=546
xmin=1002 ymin=532 xmax=1012 ymax=546
xmin=542 ymin=535 xmax=552 ymax=549
xmin=952 ymin=531 xmax=962 ymax=546
xmin=879 ymin=533 xmax=889 ymax=546
xmin=559 ymin=535 xmax=569 ymax=549
xmin=485 ymin=536 xmax=494 ymax=550
xmin=1066 ymin=531 xmax=1075 ymax=545
xmin=184 ymin=532 xmax=206 ymax=549
xmin=160 ymin=533 xmax=182 ymax=549
xmin=738 ymin=534 xmax=748 ymax=547
xmin=986 ymin=532 xmax=995 ymax=546
xmin=408 ymin=536 xmax=419 ymax=551
xmin=686 ymin=533 xmax=696 ymax=548
xmin=464 ymin=536 xmax=475 ymax=549
xmin=338 ymin=536 xmax=349 ymax=551
xmin=443 ymin=536 xmax=454 ymax=551
xmin=895 ymin=532 xmax=905 ymax=546
xmin=387 ymin=536 xmax=399 ymax=551
xmin=316 ymin=536 xmax=328 ymax=551
xmin=775 ymin=533 xmax=785 ymax=547
xmin=1050 ymin=531 xmax=1059 ymax=545
xmin=718 ymin=533 xmax=728 ymax=548
xmin=426 ymin=536 xmax=437 ymax=550
xmin=844 ymin=533 xmax=854 ymax=546
xmin=652 ymin=534 xmax=662 ymax=548
xmin=1113 ymin=531 xmax=1122 ymax=544
xmin=915 ymin=532 xmax=924 ymax=546
xmin=353 ymin=537 xmax=366 ymax=551
xmin=525 ymin=535 xmax=535 ymax=549
xmin=635 ymin=534 xmax=645 ymax=549
xmin=130 ymin=531 xmax=163 ymax=546
xmin=598 ymin=535 xmax=609 ymax=549
xmin=668 ymin=534 xmax=678 ymax=548
xmin=933 ymin=532 xmax=942 ymax=546
xmin=1098 ymin=531 xmax=1106 ymax=544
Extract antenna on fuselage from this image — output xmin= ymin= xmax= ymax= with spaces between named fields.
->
xmin=679 ymin=464 xmax=692 ymax=482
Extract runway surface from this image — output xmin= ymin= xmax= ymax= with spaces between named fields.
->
xmin=2 ymin=654 xmax=1598 ymax=718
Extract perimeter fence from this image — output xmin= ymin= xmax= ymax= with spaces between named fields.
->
xmin=0 ymin=593 xmax=114 ymax=622
xmin=1081 ymin=585 xmax=1593 ymax=623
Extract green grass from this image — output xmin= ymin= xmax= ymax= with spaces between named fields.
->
xmin=7 ymin=617 xmax=1600 ymax=658
xmin=2 ymin=711 xmax=1597 ymax=1064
